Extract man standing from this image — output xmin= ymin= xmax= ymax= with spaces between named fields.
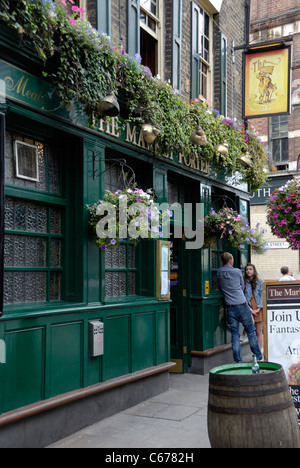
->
xmin=279 ymin=266 xmax=296 ymax=281
xmin=217 ymin=252 xmax=262 ymax=363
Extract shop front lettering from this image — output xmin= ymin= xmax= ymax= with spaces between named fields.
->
xmin=268 ymin=287 xmax=300 ymax=298
xmin=4 ymin=74 xmax=45 ymax=105
xmin=270 ymin=310 xmax=300 ymax=323
xmin=250 ymin=187 xmax=272 ymax=199
xmin=98 ymin=118 xmax=210 ymax=175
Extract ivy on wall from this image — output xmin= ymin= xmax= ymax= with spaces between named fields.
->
xmin=0 ymin=0 xmax=269 ymax=191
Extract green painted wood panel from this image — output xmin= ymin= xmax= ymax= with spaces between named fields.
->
xmin=132 ymin=312 xmax=155 ymax=372
xmin=3 ymin=327 xmax=44 ymax=412
xmin=104 ymin=315 xmax=131 ymax=380
xmin=156 ymin=309 xmax=169 ymax=364
xmin=50 ymin=321 xmax=83 ymax=396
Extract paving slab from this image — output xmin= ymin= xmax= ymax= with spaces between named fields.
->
xmin=48 ymin=373 xmax=211 ymax=449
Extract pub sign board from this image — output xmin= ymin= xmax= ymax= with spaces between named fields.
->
xmin=264 ymin=281 xmax=300 ymax=426
xmin=243 ymin=44 xmax=292 ymax=120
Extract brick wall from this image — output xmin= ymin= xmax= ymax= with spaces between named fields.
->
xmin=248 ymin=0 xmax=300 ymax=166
xmin=85 ymin=0 xmax=246 ymax=117
xmin=213 ymin=0 xmax=245 ymax=119
xmin=251 ymin=0 xmax=300 ymax=23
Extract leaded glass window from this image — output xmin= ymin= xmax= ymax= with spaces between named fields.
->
xmin=3 ymin=132 xmax=64 ymax=305
xmin=104 ymin=161 xmax=137 ymax=298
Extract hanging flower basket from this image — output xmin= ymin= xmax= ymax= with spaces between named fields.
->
xmin=266 ymin=177 xmax=300 ymax=250
xmin=204 ymin=207 xmax=266 ymax=253
xmin=86 ymin=187 xmax=172 ymax=251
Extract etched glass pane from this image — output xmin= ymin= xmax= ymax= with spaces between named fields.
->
xmin=50 ymin=239 xmax=61 ymax=268
xmin=128 ymin=272 xmax=136 ymax=296
xmin=50 ymin=207 xmax=62 ymax=234
xmin=50 ymin=272 xmax=61 ymax=301
xmin=112 ymin=244 xmax=126 ymax=268
xmin=5 ymin=132 xmax=60 ymax=193
xmin=48 ymin=145 xmax=60 ymax=194
xmin=4 ymin=197 xmax=47 ymax=233
xmin=4 ymin=235 xmax=47 ymax=268
xmin=128 ymin=245 xmax=136 ymax=268
xmin=105 ymin=272 xmax=126 ymax=297
xmin=3 ymin=271 xmax=47 ymax=304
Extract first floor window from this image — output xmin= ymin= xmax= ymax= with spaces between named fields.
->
xmin=270 ymin=115 xmax=289 ymax=169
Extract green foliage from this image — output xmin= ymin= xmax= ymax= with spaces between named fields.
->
xmin=0 ymin=0 xmax=269 ymax=191
xmin=204 ymin=207 xmax=267 ymax=254
xmin=86 ymin=187 xmax=171 ymax=250
xmin=266 ymin=176 xmax=300 ymax=250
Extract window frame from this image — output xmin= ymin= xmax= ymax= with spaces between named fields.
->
xmin=140 ymin=0 xmax=162 ymax=77
xmin=3 ymin=132 xmax=66 ymax=307
xmin=269 ymin=115 xmax=289 ymax=166
xmin=191 ymin=2 xmax=213 ymax=102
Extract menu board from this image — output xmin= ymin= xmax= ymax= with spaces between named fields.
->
xmin=156 ymin=241 xmax=170 ymax=301
xmin=264 ymin=281 xmax=300 ymax=426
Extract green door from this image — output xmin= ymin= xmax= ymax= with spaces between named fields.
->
xmin=170 ymin=237 xmax=188 ymax=373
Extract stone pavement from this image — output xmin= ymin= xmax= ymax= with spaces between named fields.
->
xmin=48 ymin=373 xmax=211 ymax=449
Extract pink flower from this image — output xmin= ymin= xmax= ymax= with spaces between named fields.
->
xmin=70 ymin=19 xmax=76 ymax=25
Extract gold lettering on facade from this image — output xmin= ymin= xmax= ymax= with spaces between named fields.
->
xmin=4 ymin=74 xmax=45 ymax=105
xmin=98 ymin=120 xmax=209 ymax=174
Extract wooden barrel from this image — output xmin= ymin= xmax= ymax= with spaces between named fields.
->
xmin=208 ymin=362 xmax=300 ymax=448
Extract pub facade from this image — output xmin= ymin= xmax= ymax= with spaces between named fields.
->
xmin=0 ymin=0 xmax=261 ymax=447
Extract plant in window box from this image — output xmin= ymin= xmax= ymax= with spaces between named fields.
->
xmin=204 ymin=207 xmax=266 ymax=253
xmin=266 ymin=177 xmax=300 ymax=250
xmin=86 ymin=188 xmax=172 ymax=251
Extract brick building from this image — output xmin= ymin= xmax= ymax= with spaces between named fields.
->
xmin=86 ymin=0 xmax=246 ymax=118
xmin=249 ymin=0 xmax=300 ymax=279
xmin=0 ymin=0 xmax=260 ymax=446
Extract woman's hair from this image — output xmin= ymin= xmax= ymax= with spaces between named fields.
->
xmin=244 ymin=263 xmax=259 ymax=290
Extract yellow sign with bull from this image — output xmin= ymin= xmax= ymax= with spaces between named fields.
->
xmin=243 ymin=45 xmax=292 ymax=119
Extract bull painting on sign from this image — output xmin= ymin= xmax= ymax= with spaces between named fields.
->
xmin=243 ymin=45 xmax=292 ymax=119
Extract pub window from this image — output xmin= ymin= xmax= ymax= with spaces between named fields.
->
xmin=269 ymin=115 xmax=289 ymax=170
xmin=167 ymin=176 xmax=185 ymax=206
xmin=191 ymin=2 xmax=212 ymax=101
xmin=140 ymin=0 xmax=160 ymax=76
xmin=3 ymin=132 xmax=64 ymax=305
xmin=104 ymin=161 xmax=137 ymax=298
xmin=220 ymin=33 xmax=228 ymax=117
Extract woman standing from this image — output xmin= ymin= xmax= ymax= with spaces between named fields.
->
xmin=244 ymin=263 xmax=264 ymax=352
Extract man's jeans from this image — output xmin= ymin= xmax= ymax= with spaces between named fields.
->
xmin=226 ymin=304 xmax=262 ymax=363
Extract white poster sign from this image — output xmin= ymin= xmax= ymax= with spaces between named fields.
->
xmin=264 ymin=281 xmax=300 ymax=426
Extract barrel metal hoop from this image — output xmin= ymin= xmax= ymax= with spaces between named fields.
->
xmin=209 ymin=383 xmax=290 ymax=398
xmin=208 ymin=399 xmax=294 ymax=415
xmin=209 ymin=369 xmax=285 ymax=387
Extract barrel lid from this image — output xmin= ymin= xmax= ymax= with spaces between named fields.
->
xmin=210 ymin=362 xmax=282 ymax=375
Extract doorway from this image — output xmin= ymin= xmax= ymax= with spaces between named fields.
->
xmin=170 ymin=237 xmax=189 ymax=373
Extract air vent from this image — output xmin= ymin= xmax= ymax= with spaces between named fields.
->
xmin=14 ymin=140 xmax=39 ymax=182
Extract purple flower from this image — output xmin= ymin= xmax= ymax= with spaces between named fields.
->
xmin=134 ymin=53 xmax=142 ymax=63
xmin=111 ymin=239 xmax=117 ymax=245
